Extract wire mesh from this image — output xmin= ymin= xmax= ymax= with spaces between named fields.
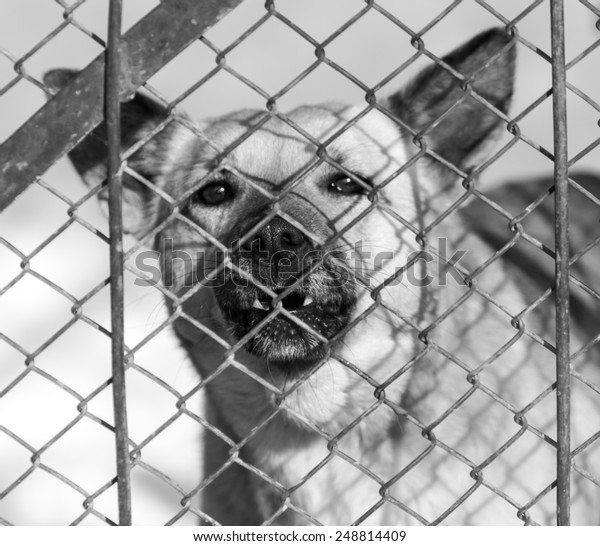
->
xmin=0 ymin=0 xmax=599 ymax=526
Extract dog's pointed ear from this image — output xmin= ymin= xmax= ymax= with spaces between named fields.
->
xmin=44 ymin=68 xmax=178 ymax=237
xmin=386 ymin=28 xmax=515 ymax=170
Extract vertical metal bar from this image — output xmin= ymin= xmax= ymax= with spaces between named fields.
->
xmin=550 ymin=0 xmax=571 ymax=526
xmin=106 ymin=0 xmax=132 ymax=526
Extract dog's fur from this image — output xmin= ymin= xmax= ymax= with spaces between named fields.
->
xmin=45 ymin=28 xmax=600 ymax=525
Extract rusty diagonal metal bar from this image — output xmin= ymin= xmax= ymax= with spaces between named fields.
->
xmin=0 ymin=0 xmax=245 ymax=211
xmin=106 ymin=0 xmax=131 ymax=526
xmin=550 ymin=0 xmax=571 ymax=526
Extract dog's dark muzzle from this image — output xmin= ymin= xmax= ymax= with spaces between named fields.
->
xmin=239 ymin=216 xmax=313 ymax=289
xmin=214 ymin=216 xmax=356 ymax=374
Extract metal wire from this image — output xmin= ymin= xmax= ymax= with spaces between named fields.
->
xmin=0 ymin=0 xmax=599 ymax=527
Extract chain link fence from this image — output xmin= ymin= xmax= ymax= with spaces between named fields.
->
xmin=1 ymin=0 xmax=600 ymax=526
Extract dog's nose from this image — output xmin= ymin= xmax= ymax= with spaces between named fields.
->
xmin=241 ymin=216 xmax=312 ymax=287
xmin=244 ymin=216 xmax=309 ymax=256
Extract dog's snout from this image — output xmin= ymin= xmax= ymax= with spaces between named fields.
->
xmin=240 ymin=216 xmax=313 ymax=287
xmin=243 ymin=216 xmax=310 ymax=256
xmin=261 ymin=217 xmax=307 ymax=254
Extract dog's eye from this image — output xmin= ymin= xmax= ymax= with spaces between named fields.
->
xmin=193 ymin=182 xmax=234 ymax=206
xmin=328 ymin=176 xmax=367 ymax=195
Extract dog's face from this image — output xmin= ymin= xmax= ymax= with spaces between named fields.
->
xmin=158 ymin=106 xmax=418 ymax=374
xmin=45 ymin=28 xmax=515 ymax=417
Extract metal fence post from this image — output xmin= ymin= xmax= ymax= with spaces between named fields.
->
xmin=106 ymin=0 xmax=132 ymax=526
xmin=550 ymin=0 xmax=571 ymax=526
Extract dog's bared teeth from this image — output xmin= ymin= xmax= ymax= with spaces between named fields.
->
xmin=252 ymin=298 xmax=268 ymax=310
xmin=303 ymin=296 xmax=314 ymax=306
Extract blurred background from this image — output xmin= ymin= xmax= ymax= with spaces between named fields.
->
xmin=0 ymin=0 xmax=599 ymax=525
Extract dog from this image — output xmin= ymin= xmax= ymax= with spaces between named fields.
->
xmin=44 ymin=28 xmax=600 ymax=525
